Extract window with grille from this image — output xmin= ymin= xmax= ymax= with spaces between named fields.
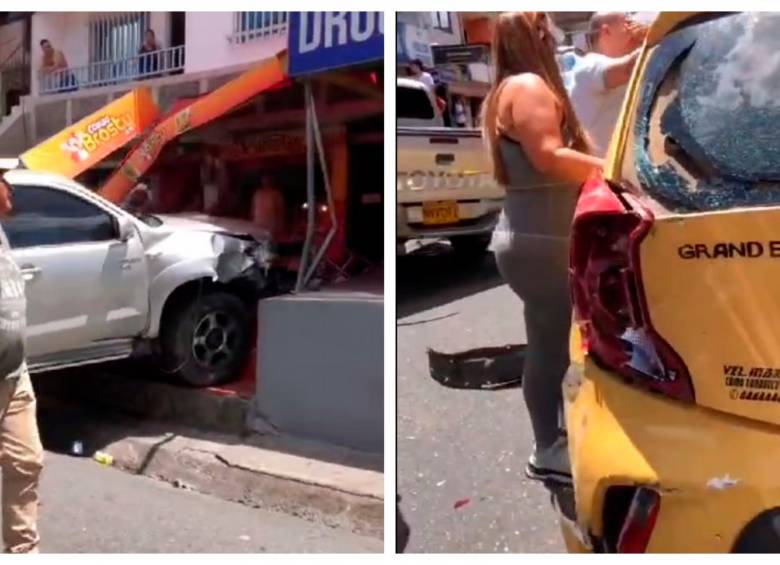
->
xmin=89 ymin=12 xmax=150 ymax=64
xmin=430 ymin=12 xmax=453 ymax=33
xmin=232 ymin=12 xmax=288 ymax=44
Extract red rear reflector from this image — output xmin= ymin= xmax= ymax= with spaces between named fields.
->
xmin=616 ymin=488 xmax=661 ymax=553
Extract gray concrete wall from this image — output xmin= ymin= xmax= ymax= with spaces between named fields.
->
xmin=253 ymin=291 xmax=384 ymax=454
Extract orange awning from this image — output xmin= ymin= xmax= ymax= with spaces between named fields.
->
xmin=99 ymin=53 xmax=289 ymax=204
xmin=20 ymin=87 xmax=159 ymax=179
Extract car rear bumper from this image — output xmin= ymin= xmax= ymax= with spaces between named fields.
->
xmin=563 ymin=358 xmax=780 ymax=552
xmin=396 ymin=202 xmax=501 ymax=242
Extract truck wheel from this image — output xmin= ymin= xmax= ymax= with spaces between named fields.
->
xmin=161 ymin=291 xmax=252 ymax=387
xmin=451 ymin=235 xmax=491 ymax=261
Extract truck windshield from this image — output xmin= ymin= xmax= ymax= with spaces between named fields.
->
xmin=397 ymin=85 xmax=435 ymax=121
xmin=635 ymin=12 xmax=780 ymax=212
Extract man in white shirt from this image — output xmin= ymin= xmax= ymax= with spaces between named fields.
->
xmin=568 ymin=12 xmax=648 ymax=156
xmin=408 ymin=59 xmax=435 ymax=93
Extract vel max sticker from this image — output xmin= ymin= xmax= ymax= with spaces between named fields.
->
xmin=724 ymin=364 xmax=780 ymax=402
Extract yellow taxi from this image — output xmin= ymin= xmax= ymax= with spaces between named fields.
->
xmin=563 ymin=12 xmax=780 ymax=552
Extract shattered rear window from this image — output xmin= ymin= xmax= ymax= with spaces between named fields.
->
xmin=635 ymin=13 xmax=780 ymax=212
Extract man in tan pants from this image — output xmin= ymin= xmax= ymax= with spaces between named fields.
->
xmin=0 ymin=175 xmax=43 ymax=553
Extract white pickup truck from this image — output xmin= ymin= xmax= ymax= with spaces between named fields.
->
xmin=396 ymin=78 xmax=504 ymax=257
xmin=0 ymin=164 xmax=274 ymax=387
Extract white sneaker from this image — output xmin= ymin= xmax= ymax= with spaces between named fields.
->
xmin=526 ymin=436 xmax=572 ymax=485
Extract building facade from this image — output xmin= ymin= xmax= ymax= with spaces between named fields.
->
xmin=0 ymin=11 xmax=289 ymax=154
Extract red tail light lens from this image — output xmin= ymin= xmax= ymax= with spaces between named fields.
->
xmin=616 ymin=488 xmax=661 ymax=553
xmin=570 ymin=175 xmax=694 ymax=402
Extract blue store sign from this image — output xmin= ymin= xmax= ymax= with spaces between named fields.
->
xmin=288 ymin=12 xmax=384 ymax=77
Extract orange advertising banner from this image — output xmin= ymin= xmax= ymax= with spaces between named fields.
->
xmin=20 ymin=88 xmax=159 ymax=179
xmin=99 ymin=53 xmax=288 ymax=204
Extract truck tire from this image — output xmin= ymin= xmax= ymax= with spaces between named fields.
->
xmin=160 ymin=290 xmax=252 ymax=387
xmin=451 ymin=234 xmax=491 ymax=261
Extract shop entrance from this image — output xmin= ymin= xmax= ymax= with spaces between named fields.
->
xmin=347 ymin=124 xmax=383 ymax=264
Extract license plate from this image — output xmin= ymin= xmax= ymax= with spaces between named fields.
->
xmin=422 ymin=201 xmax=459 ymax=225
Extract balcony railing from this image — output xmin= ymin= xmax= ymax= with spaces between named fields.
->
xmin=39 ymin=44 xmax=185 ymax=95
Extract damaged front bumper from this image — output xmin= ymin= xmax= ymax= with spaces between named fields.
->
xmin=211 ymin=233 xmax=274 ymax=294
xmin=563 ymin=359 xmax=780 ymax=552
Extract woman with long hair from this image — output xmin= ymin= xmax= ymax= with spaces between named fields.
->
xmin=482 ymin=12 xmax=604 ymax=484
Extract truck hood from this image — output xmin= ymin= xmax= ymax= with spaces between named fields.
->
xmin=154 ymin=213 xmax=271 ymax=242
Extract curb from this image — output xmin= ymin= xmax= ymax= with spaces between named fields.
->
xmin=34 ymin=368 xmax=384 ymax=539
xmin=101 ymin=430 xmax=384 ymax=539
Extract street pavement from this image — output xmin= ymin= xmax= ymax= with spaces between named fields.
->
xmin=29 ymin=382 xmax=382 ymax=553
xmin=397 ymin=243 xmax=565 ymax=553
xmin=38 ymin=451 xmax=382 ymax=553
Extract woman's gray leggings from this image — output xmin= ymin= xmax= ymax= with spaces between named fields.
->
xmin=494 ymin=233 xmax=572 ymax=450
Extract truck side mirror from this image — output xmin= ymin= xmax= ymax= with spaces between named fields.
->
xmin=118 ymin=217 xmax=134 ymax=242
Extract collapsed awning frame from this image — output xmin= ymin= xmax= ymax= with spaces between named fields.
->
xmin=295 ymin=79 xmax=338 ymax=293
xmin=97 ymin=52 xmax=290 ymax=205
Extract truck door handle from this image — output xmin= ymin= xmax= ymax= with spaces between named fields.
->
xmin=436 ymin=153 xmax=455 ymax=165
xmin=19 ymin=265 xmax=41 ymax=281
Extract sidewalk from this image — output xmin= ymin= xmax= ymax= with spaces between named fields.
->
xmin=102 ymin=421 xmax=384 ymax=538
xmin=34 ymin=367 xmax=384 ymax=539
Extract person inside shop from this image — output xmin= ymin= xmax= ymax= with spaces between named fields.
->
xmin=139 ymin=29 xmax=162 ymax=78
xmin=201 ymin=151 xmax=232 ymax=216
xmin=124 ymin=182 xmax=153 ymax=215
xmin=39 ymin=39 xmax=76 ymax=93
xmin=251 ymin=174 xmax=287 ymax=241
xmin=408 ymin=59 xmax=435 ymax=92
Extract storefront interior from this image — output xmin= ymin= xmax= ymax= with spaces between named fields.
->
xmin=81 ymin=65 xmax=384 ymax=292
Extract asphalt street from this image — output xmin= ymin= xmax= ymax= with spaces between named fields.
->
xmin=397 ymin=243 xmax=565 ymax=553
xmin=37 ymin=451 xmax=382 ymax=553
xmin=26 ymin=381 xmax=383 ymax=553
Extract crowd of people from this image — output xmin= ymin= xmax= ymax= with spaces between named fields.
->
xmin=398 ymin=10 xmax=648 ymax=550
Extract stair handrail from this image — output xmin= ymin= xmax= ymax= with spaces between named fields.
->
xmin=0 ymin=42 xmax=25 ymax=71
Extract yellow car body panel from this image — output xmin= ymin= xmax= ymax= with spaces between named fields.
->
xmin=565 ymin=359 xmax=780 ymax=552
xmin=641 ymin=210 xmax=780 ymax=426
xmin=564 ymin=11 xmax=780 ymax=552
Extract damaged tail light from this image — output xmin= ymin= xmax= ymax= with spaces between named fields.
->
xmin=570 ymin=175 xmax=694 ymax=402
xmin=616 ymin=488 xmax=661 ymax=553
